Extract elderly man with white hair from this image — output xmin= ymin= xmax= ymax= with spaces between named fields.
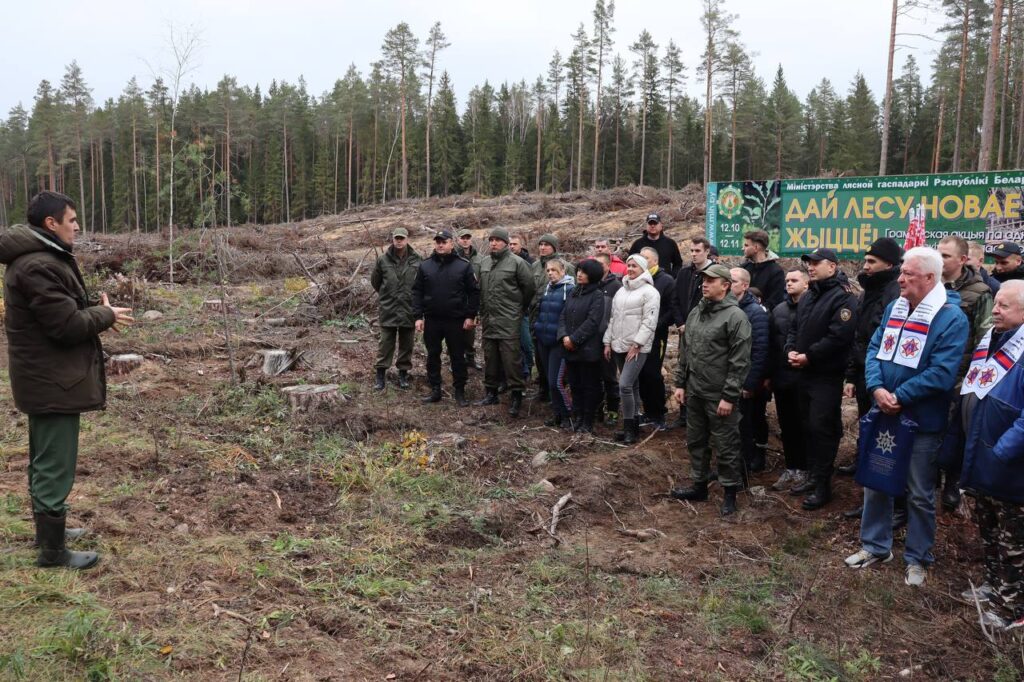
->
xmin=959 ymin=280 xmax=1024 ymax=628
xmin=845 ymin=246 xmax=969 ymax=587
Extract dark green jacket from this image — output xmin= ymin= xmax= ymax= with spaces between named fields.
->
xmin=674 ymin=293 xmax=751 ymax=404
xmin=0 ymin=224 xmax=115 ymax=414
xmin=946 ymin=264 xmax=994 ymax=383
xmin=479 ymin=247 xmax=535 ymax=339
xmin=456 ymin=244 xmax=482 ymax=278
xmin=371 ymin=245 xmax=423 ymax=328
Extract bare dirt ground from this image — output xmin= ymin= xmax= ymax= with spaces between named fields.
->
xmin=0 ymin=186 xmax=1019 ymax=680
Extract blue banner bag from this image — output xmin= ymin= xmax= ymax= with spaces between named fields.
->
xmin=855 ymin=406 xmax=919 ymax=497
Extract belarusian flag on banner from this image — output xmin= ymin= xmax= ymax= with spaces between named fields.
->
xmin=903 ymin=204 xmax=926 ymax=250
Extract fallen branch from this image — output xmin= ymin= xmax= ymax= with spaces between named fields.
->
xmin=785 ymin=562 xmax=822 ymax=633
xmin=549 ymin=492 xmax=573 ymax=542
xmin=213 ymin=603 xmax=252 ymax=625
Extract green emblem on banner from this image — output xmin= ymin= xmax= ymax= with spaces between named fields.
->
xmin=717 ymin=186 xmax=744 ymax=219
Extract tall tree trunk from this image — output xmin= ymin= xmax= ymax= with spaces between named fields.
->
xmin=132 ymin=112 xmax=141 ymax=232
xmin=283 ymin=120 xmax=290 ymax=221
xmin=1017 ymin=47 xmax=1024 ymax=166
xmin=76 ymin=127 xmax=86 ymax=233
xmin=154 ymin=117 xmax=161 ymax=229
xmin=333 ymin=129 xmax=340 ymax=213
xmin=89 ymin=139 xmax=96 ymax=231
xmin=225 ymin=109 xmax=232 ymax=227
xmin=639 ymin=102 xmax=648 ymax=186
xmin=952 ymin=1 xmax=970 ymax=171
xmin=667 ymin=90 xmax=674 ymax=188
xmin=400 ymin=87 xmax=408 ymax=200
xmin=704 ymin=48 xmax=713 ymax=185
xmin=535 ymin=104 xmax=542 ymax=192
xmin=347 ymin=111 xmax=354 ymax=210
xmin=47 ymin=138 xmax=56 ymax=191
xmin=591 ymin=51 xmax=604 ymax=191
xmin=614 ymin=106 xmax=621 ymax=186
xmin=731 ymin=96 xmax=738 ymax=181
xmin=879 ymin=0 xmax=898 ymax=175
xmin=99 ymin=133 xmax=107 ymax=233
xmin=577 ymin=96 xmax=585 ymax=191
xmin=372 ymin=106 xmax=379 ymax=203
xmin=979 ymin=0 xmax=1005 ymax=171
xmin=933 ymin=90 xmax=946 ymax=173
xmin=998 ymin=0 xmax=1014 ymax=169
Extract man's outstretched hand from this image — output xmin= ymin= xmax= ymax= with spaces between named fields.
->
xmin=100 ymin=292 xmax=134 ymax=332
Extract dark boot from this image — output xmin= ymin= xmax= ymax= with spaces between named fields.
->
xmin=836 ymin=462 xmax=857 ymax=476
xmin=421 ymin=386 xmax=442 ymax=403
xmin=398 ymin=370 xmax=411 ymax=390
xmin=942 ymin=474 xmax=962 ymax=512
xmin=33 ymin=518 xmax=87 ymax=547
xmin=35 ymin=512 xmax=98 ymax=570
xmin=721 ymin=486 xmax=739 ymax=516
xmin=671 ymin=481 xmax=709 ymax=501
xmin=453 ymin=387 xmax=469 ymax=408
xmin=802 ymin=478 xmax=832 ymax=511
xmin=373 ymin=368 xmax=386 ymax=391
xmin=575 ymin=414 xmax=594 ymax=434
xmin=475 ymin=390 xmax=499 ymax=406
xmin=497 ymin=381 xmax=509 ymax=394
xmin=508 ymin=391 xmax=524 ymax=417
xmin=843 ymin=505 xmax=864 ymax=519
xmin=622 ymin=419 xmax=639 ymax=444
xmin=747 ymin=450 xmax=766 ymax=473
xmin=544 ymin=414 xmax=563 ymax=428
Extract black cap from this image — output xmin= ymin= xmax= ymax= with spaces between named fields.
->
xmin=865 ymin=237 xmax=903 ymax=266
xmin=646 ymin=213 xmax=661 ymax=224
xmin=801 ymin=248 xmax=838 ymax=264
xmin=434 ymin=229 xmax=453 ymax=241
xmin=992 ymin=241 xmax=1024 ymax=257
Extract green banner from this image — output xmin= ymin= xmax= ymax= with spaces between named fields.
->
xmin=706 ymin=171 xmax=1024 ymax=257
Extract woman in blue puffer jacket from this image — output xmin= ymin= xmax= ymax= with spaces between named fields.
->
xmin=533 ymin=259 xmax=575 ymax=427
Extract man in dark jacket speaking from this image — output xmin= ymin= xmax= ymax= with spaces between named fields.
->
xmin=412 ymin=230 xmax=480 ymax=407
xmin=1 ymin=191 xmax=133 ymax=569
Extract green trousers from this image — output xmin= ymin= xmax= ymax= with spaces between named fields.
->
xmin=483 ymin=337 xmax=525 ymax=392
xmin=375 ymin=326 xmax=415 ymax=371
xmin=686 ymin=395 xmax=743 ymax=488
xmin=28 ymin=414 xmax=81 ymax=515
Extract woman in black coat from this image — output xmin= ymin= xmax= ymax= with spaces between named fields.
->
xmin=557 ymin=259 xmax=607 ymax=432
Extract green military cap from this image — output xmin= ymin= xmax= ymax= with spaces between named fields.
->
xmin=702 ymin=263 xmax=733 ymax=282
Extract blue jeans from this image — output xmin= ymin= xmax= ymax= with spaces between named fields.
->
xmin=860 ymin=431 xmax=941 ymax=567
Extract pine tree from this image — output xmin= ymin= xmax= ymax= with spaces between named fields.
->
xmin=630 ymin=31 xmax=660 ymax=186
xmin=767 ymin=66 xmax=802 ymax=177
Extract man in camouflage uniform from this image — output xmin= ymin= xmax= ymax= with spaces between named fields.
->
xmin=371 ymin=227 xmax=422 ymax=390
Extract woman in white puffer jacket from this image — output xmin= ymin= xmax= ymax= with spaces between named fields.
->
xmin=603 ymin=254 xmax=660 ymax=443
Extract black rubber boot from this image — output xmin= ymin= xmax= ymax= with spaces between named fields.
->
xmin=623 ymin=418 xmax=639 ymax=444
xmin=721 ymin=486 xmax=739 ymax=516
xmin=398 ymin=370 xmax=411 ymax=390
xmin=544 ymin=414 xmax=563 ymax=428
xmin=671 ymin=481 xmax=709 ymax=501
xmin=802 ymin=478 xmax=832 ymax=511
xmin=421 ymin=386 xmax=442 ymax=403
xmin=33 ymin=516 xmax=87 ymax=547
xmin=454 ymin=387 xmax=469 ymax=408
xmin=475 ymin=390 xmax=499 ymax=406
xmin=35 ymin=512 xmax=98 ymax=570
xmin=373 ymin=368 xmax=386 ymax=391
xmin=747 ymin=451 xmax=766 ymax=473
xmin=509 ymin=391 xmax=524 ymax=417
xmin=836 ymin=462 xmax=857 ymax=476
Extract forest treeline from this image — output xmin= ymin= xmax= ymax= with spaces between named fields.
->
xmin=0 ymin=0 xmax=1019 ymax=232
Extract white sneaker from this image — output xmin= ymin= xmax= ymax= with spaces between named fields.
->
xmin=845 ymin=549 xmax=894 ymax=569
xmin=771 ymin=469 xmax=795 ymax=491
xmin=905 ymin=564 xmax=927 ymax=587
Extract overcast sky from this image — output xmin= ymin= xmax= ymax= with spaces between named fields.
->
xmin=0 ymin=0 xmax=942 ymax=116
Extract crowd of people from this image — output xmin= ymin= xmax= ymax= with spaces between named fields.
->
xmin=373 ymin=212 xmax=1024 ymax=631
xmin=5 ymin=189 xmax=1024 ymax=635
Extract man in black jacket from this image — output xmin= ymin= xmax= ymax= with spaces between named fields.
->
xmin=628 ymin=213 xmax=683 ymax=277
xmin=730 ymin=268 xmax=771 ymax=475
xmin=413 ymin=230 xmax=481 ymax=406
xmin=742 ymin=230 xmax=786 ymax=310
xmin=993 ymin=241 xmax=1024 ymax=283
xmin=770 ymin=270 xmax=810 ymax=491
xmin=1 ymin=191 xmax=133 ymax=570
xmin=637 ymin=247 xmax=676 ymax=430
xmin=786 ymin=247 xmax=858 ymax=510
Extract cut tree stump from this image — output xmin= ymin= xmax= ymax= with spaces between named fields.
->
xmin=202 ymin=299 xmax=230 ymax=314
xmin=281 ymin=384 xmax=340 ymax=412
xmin=259 ymin=350 xmax=293 ymax=376
xmin=107 ymin=353 xmax=144 ymax=375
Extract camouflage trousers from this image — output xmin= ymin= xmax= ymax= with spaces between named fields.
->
xmin=974 ymin=495 xmax=1024 ymax=618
